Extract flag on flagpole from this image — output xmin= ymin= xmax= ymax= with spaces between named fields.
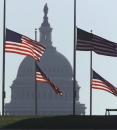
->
xmin=5 ymin=29 xmax=46 ymax=61
xmin=76 ymin=28 xmax=117 ymax=57
xmin=92 ymin=70 xmax=117 ymax=96
xmin=36 ymin=65 xmax=63 ymax=96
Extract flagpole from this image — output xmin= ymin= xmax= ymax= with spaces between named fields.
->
xmin=35 ymin=28 xmax=38 ymax=115
xmin=73 ymin=0 xmax=76 ymax=115
xmin=90 ymin=30 xmax=93 ymax=116
xmin=2 ymin=0 xmax=6 ymax=116
xmin=90 ymin=50 xmax=92 ymax=115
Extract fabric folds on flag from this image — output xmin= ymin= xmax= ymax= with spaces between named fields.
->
xmin=92 ymin=70 xmax=117 ymax=96
xmin=5 ymin=29 xmax=46 ymax=61
xmin=36 ymin=65 xmax=63 ymax=96
xmin=76 ymin=28 xmax=117 ymax=57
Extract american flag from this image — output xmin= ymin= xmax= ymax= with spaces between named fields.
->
xmin=76 ymin=28 xmax=117 ymax=57
xmin=5 ymin=29 xmax=46 ymax=61
xmin=36 ymin=65 xmax=63 ymax=96
xmin=92 ymin=70 xmax=117 ymax=96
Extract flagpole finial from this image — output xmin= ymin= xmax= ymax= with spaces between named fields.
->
xmin=90 ymin=30 xmax=93 ymax=33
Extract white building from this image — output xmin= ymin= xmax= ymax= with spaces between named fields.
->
xmin=5 ymin=4 xmax=85 ymax=116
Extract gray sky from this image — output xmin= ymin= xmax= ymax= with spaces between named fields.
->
xmin=0 ymin=0 xmax=117 ymax=115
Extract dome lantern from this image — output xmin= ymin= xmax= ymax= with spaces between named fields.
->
xmin=39 ymin=3 xmax=52 ymax=47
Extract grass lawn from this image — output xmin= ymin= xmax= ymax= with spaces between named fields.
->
xmin=0 ymin=116 xmax=30 ymax=128
xmin=0 ymin=115 xmax=117 ymax=129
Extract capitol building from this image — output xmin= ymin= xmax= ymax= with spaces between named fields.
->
xmin=5 ymin=4 xmax=85 ymax=115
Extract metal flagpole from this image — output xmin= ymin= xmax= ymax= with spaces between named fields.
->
xmin=73 ymin=0 xmax=76 ymax=115
xmin=90 ymin=30 xmax=93 ymax=116
xmin=90 ymin=51 xmax=92 ymax=116
xmin=2 ymin=0 xmax=6 ymax=116
xmin=35 ymin=28 xmax=38 ymax=115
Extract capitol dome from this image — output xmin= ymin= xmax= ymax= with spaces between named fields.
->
xmin=5 ymin=4 xmax=85 ymax=115
xmin=17 ymin=46 xmax=72 ymax=80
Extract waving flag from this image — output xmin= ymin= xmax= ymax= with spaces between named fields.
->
xmin=92 ymin=70 xmax=117 ymax=96
xmin=5 ymin=29 xmax=46 ymax=61
xmin=76 ymin=28 xmax=117 ymax=57
xmin=36 ymin=65 xmax=63 ymax=96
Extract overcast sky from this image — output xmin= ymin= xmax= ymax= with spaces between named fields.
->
xmin=1 ymin=0 xmax=117 ymax=115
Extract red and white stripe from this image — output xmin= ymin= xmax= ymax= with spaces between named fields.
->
xmin=92 ymin=79 xmax=117 ymax=95
xmin=5 ymin=36 xmax=45 ymax=61
xmin=36 ymin=72 xmax=48 ymax=83
xmin=36 ymin=71 xmax=63 ymax=96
